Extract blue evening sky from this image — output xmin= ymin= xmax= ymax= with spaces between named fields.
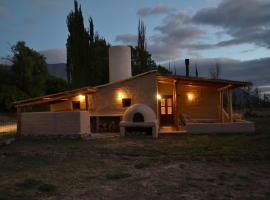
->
xmin=1 ymin=0 xmax=270 ymax=63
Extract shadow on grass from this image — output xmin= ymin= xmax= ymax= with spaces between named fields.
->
xmin=16 ymin=178 xmax=57 ymax=193
xmin=106 ymin=172 xmax=131 ymax=180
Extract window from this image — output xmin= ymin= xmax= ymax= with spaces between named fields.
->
xmin=160 ymin=96 xmax=173 ymax=115
xmin=72 ymin=101 xmax=81 ymax=110
xmin=122 ymin=98 xmax=131 ymax=107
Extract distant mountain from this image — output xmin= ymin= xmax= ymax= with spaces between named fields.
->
xmin=47 ymin=63 xmax=67 ymax=80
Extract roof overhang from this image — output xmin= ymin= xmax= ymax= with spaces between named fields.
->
xmin=157 ymin=74 xmax=252 ymax=89
xmin=15 ymin=86 xmax=96 ymax=108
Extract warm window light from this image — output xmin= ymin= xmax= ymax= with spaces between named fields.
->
xmin=156 ymin=94 xmax=161 ymax=100
xmin=187 ymin=92 xmax=194 ymax=102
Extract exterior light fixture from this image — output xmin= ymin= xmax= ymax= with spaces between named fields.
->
xmin=117 ymin=92 xmax=124 ymax=101
xmin=78 ymin=94 xmax=85 ymax=101
xmin=187 ymin=92 xmax=194 ymax=102
xmin=156 ymin=94 xmax=161 ymax=100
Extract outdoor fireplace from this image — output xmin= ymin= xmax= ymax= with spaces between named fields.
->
xmin=133 ymin=112 xmax=144 ymax=122
xmin=120 ymin=104 xmax=158 ymax=138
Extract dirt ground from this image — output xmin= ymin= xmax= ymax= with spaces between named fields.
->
xmin=0 ymin=118 xmax=270 ymax=200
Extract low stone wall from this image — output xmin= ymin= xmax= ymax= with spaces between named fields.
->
xmin=21 ymin=111 xmax=90 ymax=136
xmin=186 ymin=121 xmax=255 ymax=134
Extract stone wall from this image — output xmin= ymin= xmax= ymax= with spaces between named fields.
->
xmin=186 ymin=121 xmax=255 ymax=134
xmin=21 ymin=111 xmax=90 ymax=136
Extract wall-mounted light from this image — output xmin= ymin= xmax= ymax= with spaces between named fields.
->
xmin=187 ymin=92 xmax=195 ymax=102
xmin=156 ymin=94 xmax=161 ymax=100
xmin=117 ymin=92 xmax=124 ymax=101
xmin=78 ymin=94 xmax=85 ymax=101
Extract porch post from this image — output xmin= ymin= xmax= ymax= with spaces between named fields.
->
xmin=219 ymin=90 xmax=224 ymax=122
xmin=16 ymin=106 xmax=21 ymax=138
xmin=156 ymin=80 xmax=160 ymax=129
xmin=228 ymin=88 xmax=233 ymax=122
xmin=173 ymin=80 xmax=178 ymax=128
xmin=85 ymin=94 xmax=89 ymax=111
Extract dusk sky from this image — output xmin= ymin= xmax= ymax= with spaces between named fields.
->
xmin=0 ymin=0 xmax=269 ymax=94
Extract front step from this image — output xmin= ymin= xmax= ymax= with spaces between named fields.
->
xmin=159 ymin=126 xmax=187 ymax=134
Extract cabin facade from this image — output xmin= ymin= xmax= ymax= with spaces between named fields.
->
xmin=15 ymin=46 xmax=255 ymax=138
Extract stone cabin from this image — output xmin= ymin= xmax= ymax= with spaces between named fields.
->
xmin=15 ymin=46 xmax=255 ymax=138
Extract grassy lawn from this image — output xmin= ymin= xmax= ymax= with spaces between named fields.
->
xmin=0 ymin=118 xmax=269 ymax=199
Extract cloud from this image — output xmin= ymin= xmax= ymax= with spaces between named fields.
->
xmin=39 ymin=48 xmax=66 ymax=64
xmin=115 ymin=34 xmax=137 ymax=46
xmin=0 ymin=4 xmax=8 ymax=17
xmin=148 ymin=12 xmax=205 ymax=61
xmin=30 ymin=0 xmax=66 ymax=10
xmin=191 ymin=0 xmax=270 ymax=49
xmin=119 ymin=1 xmax=270 ymax=63
xmin=137 ymin=5 xmax=175 ymax=17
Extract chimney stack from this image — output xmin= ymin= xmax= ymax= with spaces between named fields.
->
xmin=109 ymin=46 xmax=131 ymax=83
xmin=185 ymin=59 xmax=190 ymax=77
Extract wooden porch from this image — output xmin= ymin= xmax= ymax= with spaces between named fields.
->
xmin=156 ymin=74 xmax=253 ymax=133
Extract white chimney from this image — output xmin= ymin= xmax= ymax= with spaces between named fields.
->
xmin=109 ymin=46 xmax=132 ymax=82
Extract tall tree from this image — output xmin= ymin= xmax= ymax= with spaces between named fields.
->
xmin=132 ymin=20 xmax=157 ymax=75
xmin=89 ymin=17 xmax=94 ymax=44
xmin=66 ymin=0 xmax=90 ymax=88
xmin=11 ymin=41 xmax=48 ymax=97
xmin=195 ymin=64 xmax=199 ymax=77
xmin=91 ymin=34 xmax=109 ymax=85
xmin=66 ymin=1 xmax=109 ymax=87
xmin=138 ymin=19 xmax=146 ymax=50
xmin=209 ymin=63 xmax=221 ymax=79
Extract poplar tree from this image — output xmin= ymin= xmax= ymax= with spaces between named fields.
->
xmin=132 ymin=19 xmax=156 ymax=75
xmin=66 ymin=0 xmax=90 ymax=88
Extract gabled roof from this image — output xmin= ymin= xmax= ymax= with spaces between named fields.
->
xmin=15 ymin=69 xmax=252 ymax=107
xmin=14 ymin=70 xmax=158 ymax=108
xmin=96 ymin=70 xmax=158 ymax=89
xmin=157 ymin=74 xmax=252 ymax=88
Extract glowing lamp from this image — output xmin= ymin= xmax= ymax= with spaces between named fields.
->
xmin=117 ymin=92 xmax=124 ymax=101
xmin=78 ymin=94 xmax=85 ymax=101
xmin=156 ymin=94 xmax=161 ymax=100
xmin=187 ymin=93 xmax=194 ymax=102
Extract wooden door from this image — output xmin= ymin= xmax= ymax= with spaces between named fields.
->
xmin=160 ymin=95 xmax=174 ymax=125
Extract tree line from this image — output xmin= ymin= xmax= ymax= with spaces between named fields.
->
xmin=0 ymin=42 xmax=68 ymax=112
xmin=66 ymin=0 xmax=170 ymax=88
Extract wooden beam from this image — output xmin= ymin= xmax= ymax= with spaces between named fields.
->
xmin=219 ymin=90 xmax=224 ymax=122
xmin=173 ymin=80 xmax=178 ymax=128
xmin=16 ymin=93 xmax=85 ymax=108
xmin=228 ymin=88 xmax=233 ymax=122
xmin=217 ymin=84 xmax=232 ymax=91
xmin=156 ymin=79 xmax=160 ymax=128
xmin=85 ymin=94 xmax=89 ymax=111
xmin=15 ymin=88 xmax=96 ymax=106
xmin=16 ymin=106 xmax=21 ymax=138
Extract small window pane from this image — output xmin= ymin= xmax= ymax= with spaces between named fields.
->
xmin=167 ymin=98 xmax=172 ymax=106
xmin=72 ymin=101 xmax=80 ymax=110
xmin=167 ymin=107 xmax=172 ymax=114
xmin=161 ymin=99 xmax=165 ymax=106
xmin=161 ymin=107 xmax=166 ymax=114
